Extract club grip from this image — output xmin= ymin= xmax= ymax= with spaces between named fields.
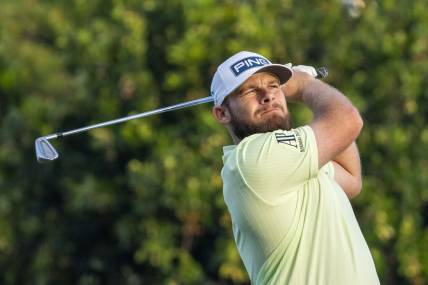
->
xmin=316 ymin=67 xmax=328 ymax=79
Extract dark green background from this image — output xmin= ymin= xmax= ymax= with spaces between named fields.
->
xmin=0 ymin=0 xmax=427 ymax=284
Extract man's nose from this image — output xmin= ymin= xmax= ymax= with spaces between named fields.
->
xmin=258 ymin=87 xmax=274 ymax=103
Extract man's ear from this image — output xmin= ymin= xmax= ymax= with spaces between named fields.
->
xmin=212 ymin=105 xmax=231 ymax=124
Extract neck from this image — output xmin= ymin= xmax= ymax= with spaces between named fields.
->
xmin=232 ymin=136 xmax=241 ymax=145
xmin=227 ymin=127 xmax=242 ymax=145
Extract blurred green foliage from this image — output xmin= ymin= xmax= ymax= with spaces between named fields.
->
xmin=0 ymin=0 xmax=427 ymax=284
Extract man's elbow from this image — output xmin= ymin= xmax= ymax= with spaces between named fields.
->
xmin=344 ymin=106 xmax=363 ymax=141
xmin=347 ymin=178 xmax=362 ymax=199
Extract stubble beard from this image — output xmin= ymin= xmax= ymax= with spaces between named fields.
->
xmin=228 ymin=105 xmax=293 ymax=140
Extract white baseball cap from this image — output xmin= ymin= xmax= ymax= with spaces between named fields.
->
xmin=210 ymin=51 xmax=293 ymax=106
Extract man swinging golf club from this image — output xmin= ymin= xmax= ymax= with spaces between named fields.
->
xmin=211 ymin=51 xmax=380 ymax=284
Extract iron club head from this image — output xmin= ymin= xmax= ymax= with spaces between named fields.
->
xmin=35 ymin=137 xmax=59 ymax=163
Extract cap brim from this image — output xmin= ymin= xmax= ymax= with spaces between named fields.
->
xmin=255 ymin=64 xmax=293 ymax=84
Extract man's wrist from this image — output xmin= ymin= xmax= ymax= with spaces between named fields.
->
xmin=283 ymin=71 xmax=316 ymax=103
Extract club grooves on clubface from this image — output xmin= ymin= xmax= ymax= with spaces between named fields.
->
xmin=35 ymin=66 xmax=328 ymax=163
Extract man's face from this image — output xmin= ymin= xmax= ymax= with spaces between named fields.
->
xmin=224 ymin=72 xmax=292 ymax=140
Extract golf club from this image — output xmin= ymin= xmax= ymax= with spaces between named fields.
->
xmin=35 ymin=67 xmax=328 ymax=163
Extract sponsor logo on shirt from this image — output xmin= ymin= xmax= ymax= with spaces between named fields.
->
xmin=275 ymin=130 xmax=305 ymax=152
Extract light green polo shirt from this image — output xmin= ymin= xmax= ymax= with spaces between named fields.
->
xmin=221 ymin=126 xmax=380 ymax=285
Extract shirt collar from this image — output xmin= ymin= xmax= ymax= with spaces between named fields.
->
xmin=222 ymin=145 xmax=236 ymax=155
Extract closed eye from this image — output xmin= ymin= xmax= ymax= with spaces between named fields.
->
xmin=240 ymin=88 xmax=257 ymax=97
xmin=268 ymin=80 xmax=280 ymax=88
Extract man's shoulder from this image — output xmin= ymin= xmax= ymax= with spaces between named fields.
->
xmin=238 ymin=126 xmax=313 ymax=154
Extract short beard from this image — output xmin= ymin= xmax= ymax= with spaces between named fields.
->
xmin=227 ymin=104 xmax=293 ymax=140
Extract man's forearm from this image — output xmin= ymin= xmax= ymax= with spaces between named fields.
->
xmin=282 ymin=72 xmax=356 ymax=114
xmin=333 ymin=142 xmax=361 ymax=179
xmin=332 ymin=142 xmax=362 ymax=198
xmin=299 ymin=78 xmax=357 ymax=122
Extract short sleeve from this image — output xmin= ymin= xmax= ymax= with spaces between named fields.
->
xmin=235 ymin=126 xmax=319 ymax=201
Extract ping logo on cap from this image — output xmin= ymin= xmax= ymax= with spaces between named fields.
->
xmin=230 ymin=56 xmax=270 ymax=76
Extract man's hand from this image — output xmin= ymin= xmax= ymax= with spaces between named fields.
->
xmin=281 ymin=69 xmax=315 ymax=103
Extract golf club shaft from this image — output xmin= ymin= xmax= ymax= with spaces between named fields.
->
xmin=48 ymin=96 xmax=214 ymax=139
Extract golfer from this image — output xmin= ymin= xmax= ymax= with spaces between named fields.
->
xmin=211 ymin=51 xmax=380 ymax=284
